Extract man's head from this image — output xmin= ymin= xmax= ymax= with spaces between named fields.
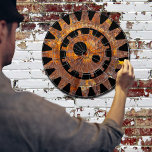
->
xmin=0 ymin=0 xmax=24 ymax=69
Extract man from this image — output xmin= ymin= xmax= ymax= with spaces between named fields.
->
xmin=0 ymin=0 xmax=135 ymax=151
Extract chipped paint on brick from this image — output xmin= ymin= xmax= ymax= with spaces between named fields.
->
xmin=4 ymin=1 xmax=151 ymax=151
xmin=17 ymin=41 xmax=27 ymax=49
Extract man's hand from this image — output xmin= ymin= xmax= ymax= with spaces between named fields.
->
xmin=116 ymin=59 xmax=135 ymax=94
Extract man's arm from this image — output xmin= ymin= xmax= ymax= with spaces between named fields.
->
xmin=105 ymin=59 xmax=135 ymax=127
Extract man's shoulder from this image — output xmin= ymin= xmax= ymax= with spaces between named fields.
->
xmin=13 ymin=91 xmax=65 ymax=113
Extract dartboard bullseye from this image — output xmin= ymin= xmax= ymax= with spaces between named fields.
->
xmin=42 ymin=11 xmax=129 ymax=98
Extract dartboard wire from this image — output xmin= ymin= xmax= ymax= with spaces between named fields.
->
xmin=71 ymin=21 xmax=87 ymax=51
xmin=66 ymin=48 xmax=120 ymax=79
xmin=91 ymin=46 xmax=128 ymax=61
xmin=89 ymin=59 xmax=103 ymax=88
xmin=65 ymin=48 xmax=84 ymax=64
xmin=92 ymin=30 xmax=128 ymax=53
xmin=61 ymin=37 xmax=84 ymax=55
xmin=68 ymin=14 xmax=85 ymax=51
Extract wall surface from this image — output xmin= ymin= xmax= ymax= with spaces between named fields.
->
xmin=3 ymin=0 xmax=152 ymax=151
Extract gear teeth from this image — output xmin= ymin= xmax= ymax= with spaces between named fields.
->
xmin=42 ymin=11 xmax=129 ymax=98
xmin=52 ymin=21 xmax=62 ymax=31
xmin=74 ymin=11 xmax=82 ymax=21
xmin=62 ymin=14 xmax=70 ymax=25
xmin=88 ymin=11 xmax=96 ymax=21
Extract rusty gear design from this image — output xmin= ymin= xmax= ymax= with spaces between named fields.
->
xmin=42 ymin=11 xmax=129 ymax=98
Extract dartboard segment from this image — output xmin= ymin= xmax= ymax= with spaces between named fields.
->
xmin=42 ymin=11 xmax=130 ymax=98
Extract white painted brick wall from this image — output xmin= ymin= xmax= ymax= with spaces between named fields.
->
xmin=1 ymin=2 xmax=152 ymax=147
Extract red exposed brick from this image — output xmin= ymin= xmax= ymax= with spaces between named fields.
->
xmin=16 ymin=31 xmax=32 ymax=40
xmin=123 ymin=118 xmax=135 ymax=127
xmin=17 ymin=4 xmax=32 ymax=13
xmin=17 ymin=4 xmax=42 ymax=13
xmin=17 ymin=0 xmax=31 ymax=2
xmin=141 ymin=137 xmax=152 ymax=146
xmin=66 ymin=0 xmax=92 ymax=1
xmin=125 ymin=128 xmax=152 ymax=136
xmin=73 ymin=3 xmax=103 ymax=12
xmin=145 ymin=89 xmax=152 ymax=97
xmin=136 ymin=40 xmax=152 ymax=49
xmin=36 ymin=0 xmax=62 ymax=2
xmin=125 ymin=108 xmax=152 ymax=117
xmin=129 ymin=41 xmax=137 ymax=50
xmin=127 ymin=88 xmax=152 ymax=97
xmin=21 ymin=23 xmax=36 ymax=31
xmin=141 ymin=147 xmax=152 ymax=152
xmin=22 ymin=14 xmax=30 ymax=22
xmin=38 ymin=23 xmax=50 ymax=31
xmin=136 ymin=118 xmax=152 ymax=127
xmin=43 ymin=4 xmax=73 ymax=12
xmin=132 ymin=81 xmax=138 ymax=88
xmin=114 ymin=148 xmax=125 ymax=152
xmin=127 ymin=89 xmax=145 ymax=97
xmin=139 ymin=80 xmax=152 ymax=88
xmin=31 ymin=14 xmax=60 ymax=22
xmin=121 ymin=137 xmax=138 ymax=145
xmin=110 ymin=13 xmax=121 ymax=23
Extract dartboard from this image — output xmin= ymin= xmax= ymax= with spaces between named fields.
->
xmin=42 ymin=11 xmax=129 ymax=98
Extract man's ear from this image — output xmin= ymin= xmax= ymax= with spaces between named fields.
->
xmin=0 ymin=20 xmax=7 ymax=44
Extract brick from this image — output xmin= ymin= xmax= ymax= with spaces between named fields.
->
xmin=73 ymin=3 xmax=103 ymax=11
xmin=22 ymin=14 xmax=31 ymax=22
xmin=120 ymin=21 xmax=152 ymax=31
xmin=138 ymin=80 xmax=152 ymax=88
xmin=141 ymin=147 xmax=152 ymax=152
xmin=17 ymin=3 xmax=43 ymax=14
xmin=31 ymin=13 xmax=60 ymax=22
xmin=127 ymin=89 xmax=145 ymax=97
xmin=66 ymin=107 xmax=104 ymax=118
xmin=126 ymin=108 xmax=152 ymax=117
xmin=132 ymin=81 xmax=138 ymax=88
xmin=131 ymin=59 xmax=152 ymax=69
xmin=13 ymin=51 xmax=42 ymax=60
xmin=17 ymin=0 xmax=32 ymax=2
xmin=104 ymin=2 xmax=152 ymax=12
xmin=47 ymin=98 xmax=75 ymax=108
xmin=145 ymin=89 xmax=152 ymax=97
xmin=140 ymin=137 xmax=152 ymax=146
xmin=75 ymin=98 xmax=107 ymax=108
xmin=121 ymin=137 xmax=138 ymax=145
xmin=110 ymin=12 xmax=121 ymax=23
xmin=136 ymin=98 xmax=152 ymax=107
xmin=129 ymin=31 xmax=152 ymax=40
xmin=123 ymin=118 xmax=135 ymax=127
xmin=15 ymin=79 xmax=52 ymax=89
xmin=125 ymin=128 xmax=152 ymax=136
xmin=129 ymin=40 xmax=152 ymax=50
xmin=3 ymin=61 xmax=43 ymax=70
xmin=43 ymin=4 xmax=73 ymax=12
xmin=16 ymin=31 xmax=33 ymax=41
xmin=136 ymin=118 xmax=152 ymax=127
xmin=86 ymin=117 xmax=104 ymax=123
xmin=38 ymin=23 xmax=50 ymax=31
xmin=35 ymin=0 xmax=62 ymax=2
xmin=130 ymin=50 xmax=152 ymax=59
xmin=21 ymin=23 xmax=36 ymax=31
xmin=134 ymin=69 xmax=150 ymax=79
xmin=2 ymin=70 xmax=47 ymax=79
xmin=122 ymin=12 xmax=152 ymax=21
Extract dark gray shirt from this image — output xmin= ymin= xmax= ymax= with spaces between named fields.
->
xmin=0 ymin=72 xmax=123 ymax=152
